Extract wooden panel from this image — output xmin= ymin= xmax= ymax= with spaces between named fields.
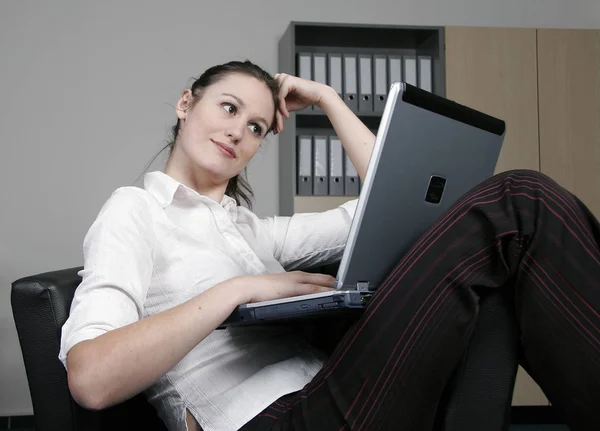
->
xmin=445 ymin=27 xmax=540 ymax=174
xmin=511 ymin=367 xmax=550 ymax=406
xmin=446 ymin=26 xmax=548 ymax=406
xmin=538 ymin=29 xmax=600 ymax=219
xmin=294 ymin=196 xmax=356 ymax=213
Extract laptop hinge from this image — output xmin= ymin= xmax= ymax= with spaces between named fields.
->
xmin=356 ymin=282 xmax=370 ymax=292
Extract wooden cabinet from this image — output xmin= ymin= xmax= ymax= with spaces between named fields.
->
xmin=538 ymin=29 xmax=600 ymax=219
xmin=445 ymin=26 xmax=600 ymax=220
xmin=445 ymin=25 xmax=548 ymax=407
xmin=446 ymin=26 xmax=600 ymax=407
xmin=445 ymin=27 xmax=540 ymax=174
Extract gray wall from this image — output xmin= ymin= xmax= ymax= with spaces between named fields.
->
xmin=1 ymin=0 xmax=599 ymax=417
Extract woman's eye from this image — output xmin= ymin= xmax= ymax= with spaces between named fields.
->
xmin=249 ymin=124 xmax=263 ymax=136
xmin=222 ymin=103 xmax=236 ymax=114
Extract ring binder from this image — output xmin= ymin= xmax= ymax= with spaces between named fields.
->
xmin=358 ymin=54 xmax=373 ymax=113
xmin=297 ymin=135 xmax=313 ymax=195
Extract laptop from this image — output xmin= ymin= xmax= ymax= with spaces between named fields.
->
xmin=220 ymin=82 xmax=505 ymax=327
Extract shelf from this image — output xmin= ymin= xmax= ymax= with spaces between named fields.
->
xmin=293 ymin=195 xmax=358 ymax=213
xmin=294 ymin=23 xmax=443 ymax=50
xmin=296 ymin=112 xmax=382 ymax=131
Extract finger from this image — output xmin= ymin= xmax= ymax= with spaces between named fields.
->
xmin=317 ymin=274 xmax=336 ymax=287
xmin=275 ymin=110 xmax=284 ymax=134
xmin=295 ymin=272 xmax=336 ymax=287
xmin=305 ymin=284 xmax=335 ymax=294
xmin=269 ymin=284 xmax=333 ymax=303
xmin=280 ymin=99 xmax=290 ymax=119
xmin=291 ymin=284 xmax=334 ymax=298
xmin=277 ymin=78 xmax=291 ymax=118
xmin=278 ymin=94 xmax=290 ymax=119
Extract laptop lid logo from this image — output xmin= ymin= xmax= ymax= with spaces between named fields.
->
xmin=425 ymin=176 xmax=446 ymax=204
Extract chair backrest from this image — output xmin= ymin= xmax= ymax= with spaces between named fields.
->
xmin=11 ymin=267 xmax=167 ymax=431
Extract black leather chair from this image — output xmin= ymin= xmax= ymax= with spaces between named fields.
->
xmin=11 ymin=265 xmax=520 ymax=431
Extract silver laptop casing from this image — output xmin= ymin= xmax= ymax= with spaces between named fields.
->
xmin=335 ymin=82 xmax=505 ymax=292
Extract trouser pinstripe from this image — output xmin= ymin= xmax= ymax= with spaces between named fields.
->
xmin=241 ymin=170 xmax=600 ymax=431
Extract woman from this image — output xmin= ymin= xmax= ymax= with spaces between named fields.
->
xmin=59 ymin=60 xmax=600 ymax=431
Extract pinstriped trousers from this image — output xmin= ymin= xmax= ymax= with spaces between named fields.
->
xmin=240 ymin=170 xmax=600 ymax=431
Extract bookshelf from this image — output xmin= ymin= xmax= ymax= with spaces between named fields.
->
xmin=277 ymin=22 xmax=445 ymax=216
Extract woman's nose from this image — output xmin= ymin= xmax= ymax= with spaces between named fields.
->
xmin=226 ymin=119 xmax=246 ymax=141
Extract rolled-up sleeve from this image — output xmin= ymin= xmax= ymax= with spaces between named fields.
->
xmin=260 ymin=199 xmax=358 ymax=270
xmin=58 ymin=187 xmax=156 ymax=369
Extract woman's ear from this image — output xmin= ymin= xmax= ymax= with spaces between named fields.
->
xmin=175 ymin=89 xmax=193 ymax=121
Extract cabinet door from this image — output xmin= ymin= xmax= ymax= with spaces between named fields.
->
xmin=446 ymin=26 xmax=550 ymax=407
xmin=445 ymin=27 xmax=540 ymax=174
xmin=538 ymin=29 xmax=600 ymax=219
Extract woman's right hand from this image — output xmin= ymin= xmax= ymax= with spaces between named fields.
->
xmin=233 ymin=271 xmax=337 ymax=304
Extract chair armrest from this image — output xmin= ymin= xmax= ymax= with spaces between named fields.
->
xmin=11 ymin=267 xmax=84 ymax=431
xmin=11 ymin=267 xmax=166 ymax=431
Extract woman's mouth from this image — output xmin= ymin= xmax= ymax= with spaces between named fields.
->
xmin=212 ymin=140 xmax=236 ymax=158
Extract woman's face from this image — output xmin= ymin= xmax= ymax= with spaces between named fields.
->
xmin=173 ymin=73 xmax=275 ymax=184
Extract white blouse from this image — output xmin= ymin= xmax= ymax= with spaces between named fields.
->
xmin=59 ymin=171 xmax=357 ymax=431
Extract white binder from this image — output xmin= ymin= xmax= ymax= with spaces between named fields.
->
xmin=328 ymin=136 xmax=344 ymax=195
xmin=418 ymin=55 xmax=433 ymax=92
xmin=296 ymin=135 xmax=313 ymax=195
xmin=344 ymin=149 xmax=359 ymax=196
xmin=388 ymin=55 xmax=402 ymax=85
xmin=404 ymin=55 xmax=417 ymax=86
xmin=297 ymin=53 xmax=312 ymax=112
xmin=313 ymin=135 xmax=328 ymax=195
xmin=358 ymin=54 xmax=373 ymax=113
xmin=374 ymin=55 xmax=388 ymax=113
xmin=328 ymin=53 xmax=343 ymax=99
xmin=312 ymin=53 xmax=327 ymax=84
xmin=343 ymin=54 xmax=358 ymax=111
xmin=312 ymin=53 xmax=327 ymax=112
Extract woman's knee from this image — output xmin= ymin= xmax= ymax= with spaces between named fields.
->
xmin=492 ymin=169 xmax=560 ymax=190
xmin=490 ymin=169 xmax=575 ymax=204
xmin=493 ymin=169 xmax=544 ymax=180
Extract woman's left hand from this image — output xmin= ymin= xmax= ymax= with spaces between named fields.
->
xmin=272 ymin=73 xmax=332 ymax=134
